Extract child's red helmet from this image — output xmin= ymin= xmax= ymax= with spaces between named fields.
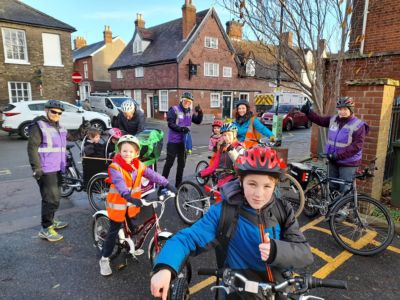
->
xmin=109 ymin=128 xmax=122 ymax=139
xmin=235 ymin=146 xmax=286 ymax=178
xmin=212 ymin=119 xmax=223 ymax=127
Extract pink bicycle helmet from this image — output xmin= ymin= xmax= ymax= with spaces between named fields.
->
xmin=108 ymin=128 xmax=122 ymax=139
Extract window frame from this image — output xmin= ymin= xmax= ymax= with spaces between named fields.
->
xmin=8 ymin=81 xmax=32 ymax=103
xmin=210 ymin=92 xmax=221 ymax=108
xmin=83 ymin=62 xmax=89 ymax=79
xmin=239 ymin=93 xmax=249 ymax=102
xmin=159 ymin=90 xmax=169 ymax=112
xmin=246 ymin=59 xmax=256 ymax=77
xmin=2 ymin=28 xmax=29 ymax=64
xmin=42 ymin=33 xmax=63 ymax=67
xmin=116 ymin=69 xmax=123 ymax=79
xmin=135 ymin=67 xmax=144 ymax=78
xmin=204 ymin=36 xmax=218 ymax=49
xmin=223 ymin=66 xmax=232 ymax=78
xmin=204 ymin=62 xmax=219 ymax=77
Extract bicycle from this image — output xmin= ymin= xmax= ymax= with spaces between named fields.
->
xmin=61 ymin=141 xmax=85 ymax=197
xmin=290 ymin=155 xmax=395 ymax=256
xmin=92 ymin=189 xmax=192 ymax=281
xmin=169 ymin=268 xmax=346 ymax=300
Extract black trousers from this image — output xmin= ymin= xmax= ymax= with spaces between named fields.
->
xmin=37 ymin=172 xmax=61 ymax=228
xmin=162 ymin=142 xmax=186 ymax=187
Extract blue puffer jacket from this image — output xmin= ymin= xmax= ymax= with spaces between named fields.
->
xmin=153 ymin=180 xmax=313 ymax=280
xmin=234 ymin=116 xmax=273 ymax=142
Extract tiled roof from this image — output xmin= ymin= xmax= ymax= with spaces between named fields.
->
xmin=73 ymin=40 xmax=105 ymax=60
xmin=110 ymin=9 xmax=210 ymax=70
xmin=0 ymin=0 xmax=75 ymax=32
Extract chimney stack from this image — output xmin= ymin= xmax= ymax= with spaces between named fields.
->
xmin=182 ymin=0 xmax=196 ymax=40
xmin=226 ymin=20 xmax=243 ymax=40
xmin=135 ymin=13 xmax=145 ymax=29
xmin=281 ymin=32 xmax=293 ymax=48
xmin=103 ymin=25 xmax=112 ymax=44
xmin=74 ymin=36 xmax=87 ymax=49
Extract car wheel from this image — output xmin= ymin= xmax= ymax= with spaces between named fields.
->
xmin=90 ymin=120 xmax=106 ymax=132
xmin=19 ymin=122 xmax=32 ymax=139
xmin=305 ymin=120 xmax=312 ymax=129
xmin=285 ymin=121 xmax=293 ymax=131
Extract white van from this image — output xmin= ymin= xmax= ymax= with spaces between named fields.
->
xmin=88 ymin=93 xmax=142 ymax=126
xmin=273 ymin=92 xmax=311 ymax=107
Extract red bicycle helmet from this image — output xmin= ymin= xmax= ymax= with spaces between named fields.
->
xmin=108 ymin=128 xmax=122 ymax=139
xmin=212 ymin=119 xmax=223 ymax=127
xmin=235 ymin=146 xmax=286 ymax=177
xmin=336 ymin=97 xmax=354 ymax=109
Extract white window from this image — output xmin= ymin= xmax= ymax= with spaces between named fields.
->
xmin=210 ymin=93 xmax=220 ymax=108
xmin=223 ymin=66 xmax=232 ymax=78
xmin=204 ymin=62 xmax=219 ymax=77
xmin=83 ymin=62 xmax=88 ymax=79
xmin=116 ymin=69 xmax=123 ymax=79
xmin=42 ymin=33 xmax=62 ymax=66
xmin=246 ymin=59 xmax=256 ymax=76
xmin=133 ymin=40 xmax=142 ymax=54
xmin=159 ymin=90 xmax=168 ymax=112
xmin=8 ymin=81 xmax=32 ymax=103
xmin=2 ymin=28 xmax=29 ymax=64
xmin=134 ymin=89 xmax=142 ymax=108
xmin=205 ymin=36 xmax=218 ymax=49
xmin=135 ymin=67 xmax=144 ymax=78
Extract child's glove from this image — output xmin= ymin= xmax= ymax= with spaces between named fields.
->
xmin=123 ymin=194 xmax=143 ymax=207
xmin=181 ymin=127 xmax=190 ymax=134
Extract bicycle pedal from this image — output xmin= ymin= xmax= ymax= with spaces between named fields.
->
xmin=134 ymin=249 xmax=144 ymax=256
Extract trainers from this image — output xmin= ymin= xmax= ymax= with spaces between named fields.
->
xmin=38 ymin=226 xmax=63 ymax=242
xmin=53 ymin=219 xmax=68 ymax=230
xmin=99 ymin=257 xmax=112 ymax=276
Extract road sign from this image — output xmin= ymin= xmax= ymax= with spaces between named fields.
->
xmin=71 ymin=72 xmax=83 ymax=83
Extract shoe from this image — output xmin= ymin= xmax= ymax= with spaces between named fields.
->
xmin=38 ymin=226 xmax=63 ymax=242
xmin=53 ymin=219 xmax=68 ymax=229
xmin=99 ymin=257 xmax=112 ymax=276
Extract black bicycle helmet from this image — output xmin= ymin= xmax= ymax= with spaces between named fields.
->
xmin=234 ymin=146 xmax=287 ymax=178
xmin=236 ymin=99 xmax=250 ymax=109
xmin=181 ymin=91 xmax=194 ymax=101
xmin=45 ymin=100 xmax=65 ymax=111
xmin=336 ymin=97 xmax=354 ymax=111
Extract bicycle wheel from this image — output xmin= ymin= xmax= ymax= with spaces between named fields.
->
xmin=277 ymin=173 xmax=305 ymax=218
xmin=303 ymin=173 xmax=326 ymax=218
xmin=175 ymin=181 xmax=208 ymax=225
xmin=60 ymin=167 xmax=77 ymax=198
xmin=330 ymin=195 xmax=395 ymax=256
xmin=92 ymin=215 xmax=120 ymax=259
xmin=195 ymin=160 xmax=209 ymax=186
xmin=87 ymin=173 xmax=109 ymax=211
xmin=149 ymin=235 xmax=192 ymax=284
xmin=169 ymin=277 xmax=190 ymax=300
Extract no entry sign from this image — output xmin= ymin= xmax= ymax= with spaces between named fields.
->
xmin=71 ymin=72 xmax=83 ymax=83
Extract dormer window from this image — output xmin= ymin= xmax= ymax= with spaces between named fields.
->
xmin=205 ymin=36 xmax=218 ymax=49
xmin=133 ymin=39 xmax=142 ymax=53
xmin=246 ymin=59 xmax=255 ymax=77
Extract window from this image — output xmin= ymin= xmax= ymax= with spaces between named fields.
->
xmin=223 ymin=67 xmax=232 ymax=78
xmin=28 ymin=103 xmax=45 ymax=111
xmin=116 ymin=69 xmax=123 ymax=79
xmin=204 ymin=62 xmax=219 ymax=77
xmin=134 ymin=89 xmax=142 ymax=108
xmin=205 ymin=36 xmax=218 ymax=49
xmin=42 ymin=33 xmax=62 ymax=66
xmin=135 ymin=67 xmax=144 ymax=78
xmin=2 ymin=28 xmax=29 ymax=64
xmin=133 ymin=40 xmax=142 ymax=54
xmin=159 ymin=90 xmax=168 ymax=112
xmin=239 ymin=93 xmax=249 ymax=101
xmin=246 ymin=59 xmax=256 ymax=77
xmin=83 ymin=62 xmax=88 ymax=79
xmin=210 ymin=93 xmax=220 ymax=108
xmin=8 ymin=82 xmax=31 ymax=103
xmin=63 ymin=103 xmax=78 ymax=112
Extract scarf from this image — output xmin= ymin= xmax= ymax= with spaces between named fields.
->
xmin=113 ymin=153 xmax=139 ymax=173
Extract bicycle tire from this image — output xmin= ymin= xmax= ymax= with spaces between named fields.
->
xmin=60 ymin=167 xmax=77 ymax=198
xmin=149 ymin=235 xmax=192 ymax=284
xmin=92 ymin=214 xmax=120 ymax=259
xmin=175 ymin=181 xmax=208 ymax=225
xmin=195 ymin=160 xmax=209 ymax=186
xmin=303 ymin=172 xmax=326 ymax=218
xmin=329 ymin=195 xmax=395 ymax=256
xmin=277 ymin=173 xmax=305 ymax=218
xmin=168 ymin=277 xmax=190 ymax=300
xmin=87 ymin=173 xmax=109 ymax=211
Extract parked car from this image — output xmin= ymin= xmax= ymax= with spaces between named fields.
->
xmin=1 ymin=100 xmax=111 ymax=139
xmin=261 ymin=104 xmax=312 ymax=131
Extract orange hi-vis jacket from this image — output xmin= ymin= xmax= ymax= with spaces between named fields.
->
xmin=243 ymin=117 xmax=262 ymax=149
xmin=106 ymin=161 xmax=146 ymax=222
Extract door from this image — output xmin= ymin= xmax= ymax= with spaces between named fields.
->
xmin=222 ymin=92 xmax=232 ymax=119
xmin=80 ymin=82 xmax=91 ymax=100
xmin=146 ymin=94 xmax=153 ymax=118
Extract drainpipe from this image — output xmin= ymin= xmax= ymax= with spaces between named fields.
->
xmin=360 ymin=0 xmax=369 ymax=55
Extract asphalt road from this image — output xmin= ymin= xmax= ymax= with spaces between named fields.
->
xmin=1 ymin=120 xmax=399 ymax=300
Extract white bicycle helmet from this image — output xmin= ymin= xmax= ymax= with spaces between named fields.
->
xmin=117 ymin=134 xmax=141 ymax=150
xmin=120 ymin=100 xmax=136 ymax=113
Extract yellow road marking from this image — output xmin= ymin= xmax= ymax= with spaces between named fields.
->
xmin=310 ymin=247 xmax=334 ymax=262
xmin=189 ymin=276 xmax=216 ymax=295
xmin=370 ymin=241 xmax=400 ymax=254
xmin=313 ymin=250 xmax=353 ymax=279
xmin=309 ymin=226 xmax=332 ymax=235
xmin=300 ymin=216 xmax=325 ymax=232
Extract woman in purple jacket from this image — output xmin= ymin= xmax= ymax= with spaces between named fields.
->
xmin=301 ymin=97 xmax=369 ymax=194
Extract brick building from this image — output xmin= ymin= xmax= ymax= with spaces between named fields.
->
xmin=72 ymin=26 xmax=126 ymax=100
xmin=109 ymin=0 xmax=274 ymax=120
xmin=0 ymin=0 xmax=76 ymax=108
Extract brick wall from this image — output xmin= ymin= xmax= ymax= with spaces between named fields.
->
xmin=0 ymin=22 xmax=75 ymax=106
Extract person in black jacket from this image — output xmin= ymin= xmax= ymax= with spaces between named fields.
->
xmin=117 ymin=99 xmax=145 ymax=135
xmin=83 ymin=128 xmax=105 ymax=157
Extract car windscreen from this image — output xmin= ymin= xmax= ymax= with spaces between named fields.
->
xmin=110 ymin=97 xmax=132 ymax=107
xmin=268 ymin=105 xmax=292 ymax=113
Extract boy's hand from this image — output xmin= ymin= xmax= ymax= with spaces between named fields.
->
xmin=259 ymin=233 xmax=271 ymax=261
xmin=124 ymin=194 xmax=143 ymax=207
xmin=150 ymin=269 xmax=172 ymax=300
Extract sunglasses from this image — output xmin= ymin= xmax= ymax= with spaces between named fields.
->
xmin=49 ymin=109 xmax=63 ymax=115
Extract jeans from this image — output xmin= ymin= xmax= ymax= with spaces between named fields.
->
xmin=37 ymin=172 xmax=61 ymax=228
xmin=328 ymin=162 xmax=357 ymax=195
xmin=162 ymin=142 xmax=186 ymax=187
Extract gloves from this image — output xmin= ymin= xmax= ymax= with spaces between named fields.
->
xmin=33 ymin=169 xmax=43 ymax=181
xmin=269 ymin=136 xmax=276 ymax=142
xmin=300 ymin=100 xmax=312 ymax=114
xmin=194 ymin=104 xmax=202 ymax=113
xmin=181 ymin=127 xmax=190 ymax=134
xmin=328 ymin=153 xmax=338 ymax=162
xmin=123 ymin=194 xmax=143 ymax=207
xmin=166 ymin=183 xmax=177 ymax=194
xmin=225 ymin=144 xmax=234 ymax=152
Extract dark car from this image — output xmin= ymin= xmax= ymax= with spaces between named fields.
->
xmin=261 ymin=104 xmax=312 ymax=131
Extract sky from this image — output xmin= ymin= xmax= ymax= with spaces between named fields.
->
xmin=20 ymin=0 xmax=238 ymax=46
